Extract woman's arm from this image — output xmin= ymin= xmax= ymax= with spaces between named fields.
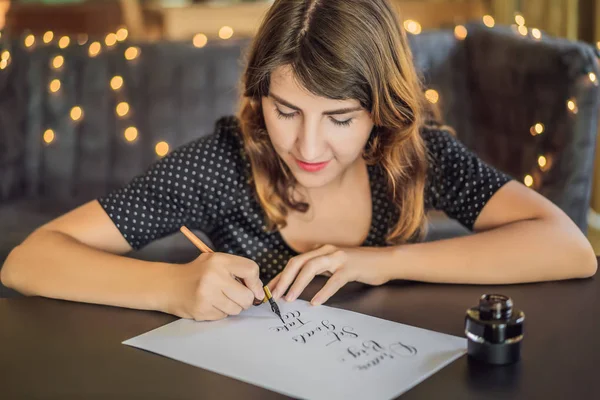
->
xmin=1 ymin=200 xmax=175 ymax=311
xmin=388 ymin=181 xmax=597 ymax=284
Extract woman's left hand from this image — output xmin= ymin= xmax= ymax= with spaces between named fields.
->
xmin=268 ymin=244 xmax=393 ymax=306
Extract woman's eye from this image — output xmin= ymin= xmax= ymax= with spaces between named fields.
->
xmin=275 ymin=108 xmax=296 ymax=119
xmin=330 ymin=117 xmax=354 ymax=127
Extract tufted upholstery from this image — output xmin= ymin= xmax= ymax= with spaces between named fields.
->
xmin=1 ymin=23 xmax=599 ymax=297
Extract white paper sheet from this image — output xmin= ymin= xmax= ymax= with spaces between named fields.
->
xmin=123 ymin=300 xmax=466 ymax=399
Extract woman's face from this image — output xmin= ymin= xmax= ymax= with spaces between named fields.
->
xmin=262 ymin=65 xmax=374 ymax=189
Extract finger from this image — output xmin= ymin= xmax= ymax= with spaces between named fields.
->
xmin=266 ymin=273 xmax=283 ymax=299
xmin=273 ymin=245 xmax=336 ymax=299
xmin=207 ymin=306 xmax=228 ymax=321
xmin=214 ymin=292 xmax=244 ymax=316
xmin=223 ymin=278 xmax=255 ymax=310
xmin=286 ymin=256 xmax=331 ymax=302
xmin=310 ymin=269 xmax=351 ymax=306
xmin=224 ymin=257 xmax=265 ymax=301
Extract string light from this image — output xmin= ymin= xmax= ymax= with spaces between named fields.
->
xmin=116 ymin=102 xmax=130 ymax=117
xmin=43 ymin=129 xmax=55 ymax=144
xmin=52 ymin=55 xmax=64 ymax=69
xmin=531 ymin=28 xmax=542 ymax=40
xmin=539 ymin=154 xmax=552 ymax=172
xmin=193 ymin=33 xmax=208 ymax=48
xmin=219 ymin=26 xmax=234 ymax=40
xmin=43 ymin=31 xmax=54 ymax=44
xmin=454 ymin=25 xmax=468 ymax=40
xmin=1 ymin=50 xmax=9 ymax=61
xmin=70 ymin=106 xmax=83 ymax=121
xmin=105 ymin=33 xmax=118 ymax=47
xmin=530 ymin=122 xmax=544 ymax=136
xmin=116 ymin=28 xmax=128 ymax=42
xmin=89 ymin=42 xmax=101 ymax=57
xmin=24 ymin=34 xmax=35 ymax=48
xmin=124 ymin=127 xmax=138 ymax=142
xmin=518 ymin=25 xmax=528 ymax=36
xmin=125 ymin=46 xmax=140 ymax=61
xmin=425 ymin=89 xmax=439 ymax=104
xmin=77 ymin=34 xmax=88 ymax=45
xmin=155 ymin=141 xmax=169 ymax=157
xmin=403 ymin=20 xmax=422 ymax=35
xmin=597 ymin=41 xmax=600 ymax=51
xmin=58 ymin=36 xmax=70 ymax=49
xmin=515 ymin=14 xmax=525 ymax=26
xmin=538 ymin=155 xmax=547 ymax=168
xmin=0 ymin=59 xmax=7 ymax=70
xmin=483 ymin=15 xmax=495 ymax=28
xmin=49 ymin=79 xmax=61 ymax=93
xmin=111 ymin=76 xmax=124 ymax=91
xmin=589 ymin=72 xmax=597 ymax=84
xmin=524 ymin=174 xmax=533 ymax=187
xmin=567 ymin=98 xmax=578 ymax=114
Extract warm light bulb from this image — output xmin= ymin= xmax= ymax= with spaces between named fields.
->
xmin=116 ymin=102 xmax=130 ymax=117
xmin=524 ymin=174 xmax=533 ymax=187
xmin=89 ymin=42 xmax=101 ymax=57
xmin=52 ymin=55 xmax=64 ymax=69
xmin=155 ymin=141 xmax=169 ymax=157
xmin=116 ymin=28 xmax=128 ymax=42
xmin=567 ymin=99 xmax=577 ymax=113
xmin=515 ymin=14 xmax=525 ymax=26
xmin=531 ymin=28 xmax=542 ymax=40
xmin=193 ymin=33 xmax=208 ymax=48
xmin=70 ymin=106 xmax=83 ymax=121
xmin=0 ymin=59 xmax=7 ymax=70
xmin=483 ymin=15 xmax=495 ymax=28
xmin=589 ymin=72 xmax=597 ymax=83
xmin=518 ymin=25 xmax=528 ymax=36
xmin=403 ymin=20 xmax=422 ymax=35
xmin=218 ymin=26 xmax=234 ymax=40
xmin=125 ymin=46 xmax=140 ymax=61
xmin=43 ymin=31 xmax=54 ymax=44
xmin=530 ymin=123 xmax=544 ymax=136
xmin=1 ymin=50 xmax=9 ymax=61
xmin=105 ymin=33 xmax=118 ymax=47
xmin=111 ymin=76 xmax=124 ymax=91
xmin=454 ymin=25 xmax=468 ymax=40
xmin=25 ymin=34 xmax=35 ymax=48
xmin=49 ymin=79 xmax=61 ymax=93
xmin=124 ymin=127 xmax=138 ymax=142
xmin=43 ymin=129 xmax=55 ymax=144
xmin=58 ymin=36 xmax=70 ymax=49
xmin=425 ymin=89 xmax=439 ymax=104
xmin=538 ymin=155 xmax=547 ymax=168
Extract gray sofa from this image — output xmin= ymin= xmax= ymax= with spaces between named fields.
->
xmin=1 ymin=23 xmax=599 ymax=297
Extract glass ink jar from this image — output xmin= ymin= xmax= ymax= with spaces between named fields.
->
xmin=464 ymin=294 xmax=525 ymax=365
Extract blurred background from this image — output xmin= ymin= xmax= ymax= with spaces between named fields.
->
xmin=0 ymin=0 xmax=600 ymax=298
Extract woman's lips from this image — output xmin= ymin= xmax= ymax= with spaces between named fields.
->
xmin=295 ymin=158 xmax=331 ymax=172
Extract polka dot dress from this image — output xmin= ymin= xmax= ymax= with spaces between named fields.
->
xmin=98 ymin=116 xmax=511 ymax=281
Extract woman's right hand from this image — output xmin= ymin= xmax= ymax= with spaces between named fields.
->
xmin=164 ymin=252 xmax=265 ymax=321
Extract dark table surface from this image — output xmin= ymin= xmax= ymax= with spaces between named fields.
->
xmin=1 ymin=258 xmax=599 ymax=400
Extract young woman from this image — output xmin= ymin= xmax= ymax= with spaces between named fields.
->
xmin=2 ymin=0 xmax=596 ymax=321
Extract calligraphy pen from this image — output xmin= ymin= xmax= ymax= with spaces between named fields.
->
xmin=179 ymin=226 xmax=284 ymax=324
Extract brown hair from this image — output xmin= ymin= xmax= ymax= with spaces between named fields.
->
xmin=238 ymin=0 xmax=430 ymax=243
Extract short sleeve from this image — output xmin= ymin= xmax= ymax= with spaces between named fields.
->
xmin=97 ymin=116 xmax=245 ymax=250
xmin=422 ymin=127 xmax=512 ymax=230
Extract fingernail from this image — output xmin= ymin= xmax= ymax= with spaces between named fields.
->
xmin=286 ymin=293 xmax=295 ymax=302
xmin=311 ymin=298 xmax=321 ymax=306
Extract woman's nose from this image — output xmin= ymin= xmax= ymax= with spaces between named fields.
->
xmin=297 ymin=121 xmax=325 ymax=161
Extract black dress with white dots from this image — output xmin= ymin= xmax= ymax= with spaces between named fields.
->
xmin=98 ymin=115 xmax=512 ymax=281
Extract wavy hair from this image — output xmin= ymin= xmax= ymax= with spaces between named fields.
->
xmin=238 ymin=0 xmax=431 ymax=243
